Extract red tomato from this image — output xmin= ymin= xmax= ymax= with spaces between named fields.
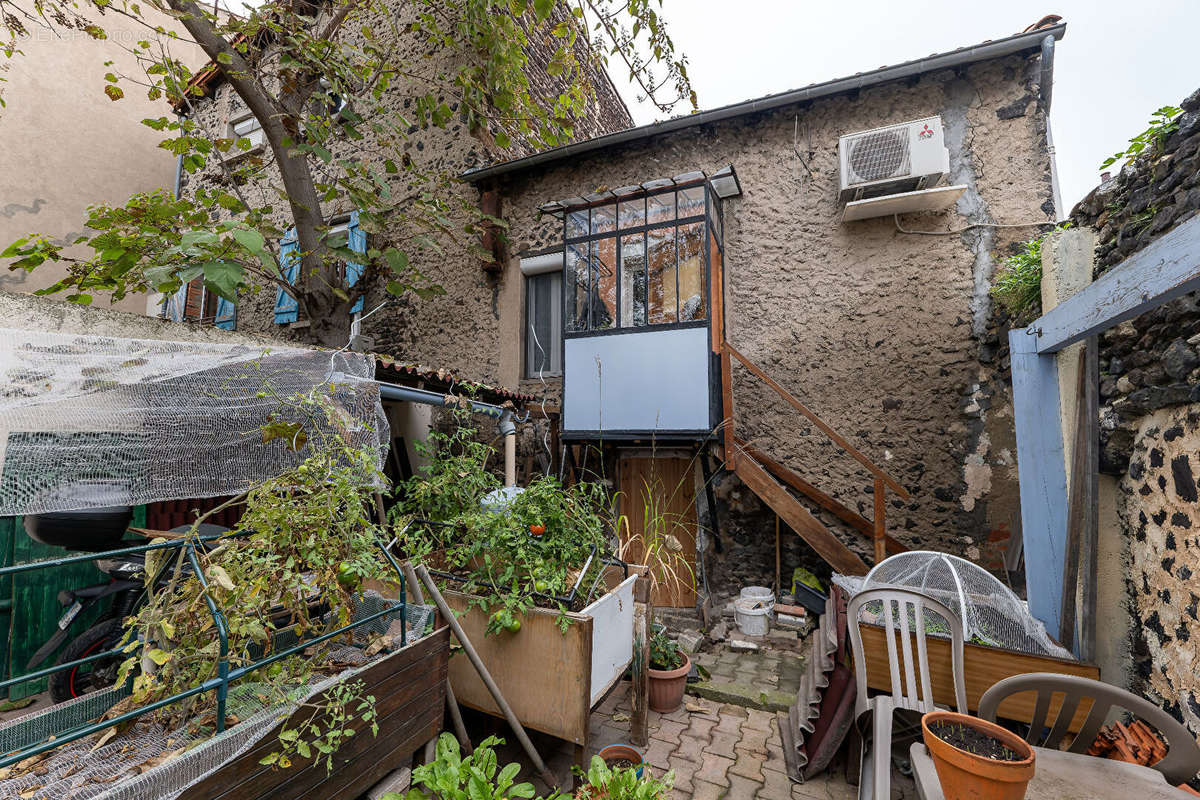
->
xmin=529 ymin=524 xmax=545 ymax=536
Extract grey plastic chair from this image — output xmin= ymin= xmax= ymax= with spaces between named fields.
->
xmin=979 ymin=672 xmax=1200 ymax=786
xmin=847 ymin=587 xmax=968 ymax=800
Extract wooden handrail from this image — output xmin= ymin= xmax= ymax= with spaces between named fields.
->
xmin=734 ymin=437 xmax=908 ymax=555
xmin=722 ymin=342 xmax=910 ymax=500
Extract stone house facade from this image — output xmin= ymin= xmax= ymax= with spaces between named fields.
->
xmin=464 ymin=22 xmax=1066 ymax=596
xmin=180 ymin=14 xmax=1067 ymax=602
xmin=174 ymin=4 xmax=631 ymax=342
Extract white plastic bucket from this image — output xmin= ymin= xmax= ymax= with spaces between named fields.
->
xmin=734 ymin=598 xmax=771 ymax=636
xmin=739 ymin=586 xmax=775 ymax=608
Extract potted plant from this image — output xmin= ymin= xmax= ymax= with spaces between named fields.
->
xmin=647 ymin=628 xmax=690 ymax=712
xmin=576 ymin=754 xmax=673 ymax=799
xmin=596 ymin=744 xmax=643 ymax=778
xmin=921 ymin=711 xmax=1035 ymax=800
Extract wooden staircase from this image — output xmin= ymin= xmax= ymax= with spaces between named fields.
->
xmin=718 ymin=342 xmax=910 ymax=577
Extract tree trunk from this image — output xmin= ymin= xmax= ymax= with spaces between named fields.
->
xmin=167 ymin=0 xmax=353 ymax=350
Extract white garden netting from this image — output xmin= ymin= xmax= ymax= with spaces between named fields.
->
xmin=0 ymin=328 xmax=388 ymax=516
xmin=833 ymin=551 xmax=1073 ymax=660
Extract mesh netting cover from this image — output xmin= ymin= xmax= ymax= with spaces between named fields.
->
xmin=0 ymin=594 xmax=434 ymax=800
xmin=0 ymin=328 xmax=387 ymax=516
xmin=833 ymin=551 xmax=1072 ymax=660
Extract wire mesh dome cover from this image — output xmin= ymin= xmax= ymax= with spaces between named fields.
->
xmin=855 ymin=551 xmax=1072 ymax=660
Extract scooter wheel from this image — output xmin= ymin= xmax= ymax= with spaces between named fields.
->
xmin=49 ymin=619 xmax=127 ymax=703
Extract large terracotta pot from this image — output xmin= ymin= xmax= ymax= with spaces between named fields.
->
xmin=922 ymin=711 xmax=1035 ymax=800
xmin=647 ymin=652 xmax=690 ymax=712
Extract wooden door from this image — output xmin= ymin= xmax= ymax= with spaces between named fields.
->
xmin=618 ymin=455 xmax=698 ymax=607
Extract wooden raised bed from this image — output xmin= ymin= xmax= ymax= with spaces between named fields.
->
xmin=859 ymin=624 xmax=1100 ymax=732
xmin=180 ymin=624 xmax=449 ymax=800
xmin=443 ymin=564 xmax=637 ymax=752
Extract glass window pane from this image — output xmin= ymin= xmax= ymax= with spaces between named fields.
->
xmin=619 ymin=198 xmax=645 ymax=229
xmin=526 ymin=274 xmax=554 ymax=377
xmin=646 ymin=191 xmax=675 ymax=225
xmin=678 ymin=185 xmax=705 ymax=218
xmin=566 ymin=209 xmax=588 ymax=239
xmin=620 ymin=234 xmax=646 ymax=327
xmin=590 ymin=237 xmax=617 ymax=330
xmin=565 ymin=244 xmax=589 ymax=331
xmin=708 ymin=194 xmax=722 ymax=242
xmin=677 ymin=221 xmax=706 ymax=320
xmin=647 ymin=226 xmax=677 ymax=324
xmin=592 ymin=204 xmax=617 ymax=235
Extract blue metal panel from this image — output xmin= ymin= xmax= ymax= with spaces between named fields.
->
xmin=274 ymin=229 xmax=299 ymax=324
xmin=1009 ymin=328 xmax=1068 ymax=633
xmin=563 ymin=326 xmax=710 ymax=434
xmin=347 ymin=210 xmax=365 ymax=314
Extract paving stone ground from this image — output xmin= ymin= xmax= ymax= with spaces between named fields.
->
xmin=486 ymin=618 xmax=918 ymax=799
xmin=486 ymin=680 xmax=915 ymax=799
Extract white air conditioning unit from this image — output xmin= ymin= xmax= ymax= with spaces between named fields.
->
xmin=838 ymin=117 xmax=950 ymax=202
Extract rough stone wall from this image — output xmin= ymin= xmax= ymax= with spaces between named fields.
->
xmin=1071 ymin=88 xmax=1200 ymax=473
xmin=1067 ymin=87 xmax=1200 ymax=738
xmin=1121 ymin=406 xmax=1200 ymax=740
xmin=496 ymin=53 xmax=1056 ymax=582
xmin=178 ymin=3 xmax=632 ymax=387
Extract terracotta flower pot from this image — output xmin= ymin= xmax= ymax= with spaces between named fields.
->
xmin=922 ymin=711 xmax=1035 ymax=800
xmin=597 ymin=744 xmax=644 ymax=778
xmin=648 ymin=652 xmax=690 ymax=713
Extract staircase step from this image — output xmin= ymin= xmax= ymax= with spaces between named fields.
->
xmin=735 ymin=454 xmax=868 ymax=576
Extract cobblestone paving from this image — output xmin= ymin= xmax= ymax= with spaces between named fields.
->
xmin=690 ymin=641 xmax=806 ymax=712
xmin=578 ymin=683 xmax=861 ymax=799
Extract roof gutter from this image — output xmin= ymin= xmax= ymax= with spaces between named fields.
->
xmin=462 ymin=23 xmax=1066 ymax=185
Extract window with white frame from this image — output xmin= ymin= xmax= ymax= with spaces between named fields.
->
xmin=228 ymin=111 xmax=265 ymax=151
xmin=523 ymin=254 xmax=562 ymax=378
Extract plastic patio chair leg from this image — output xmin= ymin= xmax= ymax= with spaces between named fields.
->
xmin=871 ymin=703 xmax=895 ymax=800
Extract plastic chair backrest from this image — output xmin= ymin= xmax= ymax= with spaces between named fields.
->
xmin=979 ymin=672 xmax=1200 ymax=785
xmin=847 ymin=587 xmax=968 ymax=717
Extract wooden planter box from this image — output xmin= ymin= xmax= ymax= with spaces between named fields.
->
xmin=181 ymin=624 xmax=450 ymax=800
xmin=858 ymin=624 xmax=1100 ymax=732
xmin=444 ymin=564 xmax=638 ymax=749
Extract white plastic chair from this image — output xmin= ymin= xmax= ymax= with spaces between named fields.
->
xmin=847 ymin=587 xmax=968 ymax=799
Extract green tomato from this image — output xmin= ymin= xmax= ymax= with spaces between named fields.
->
xmin=534 ymin=579 xmax=549 ymax=593
xmin=267 ymin=662 xmax=284 ymax=679
xmin=505 ymin=617 xmax=522 ymax=634
xmin=336 ymin=561 xmax=360 ymax=592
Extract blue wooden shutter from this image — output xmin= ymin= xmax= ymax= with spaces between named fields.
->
xmin=347 ymin=210 xmax=365 ymax=314
xmin=274 ymin=228 xmax=300 ymax=324
xmin=165 ymin=282 xmax=187 ymax=322
xmin=213 ymin=294 xmax=236 ymax=330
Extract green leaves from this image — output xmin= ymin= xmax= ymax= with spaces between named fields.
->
xmin=1100 ymin=105 xmax=1184 ymax=170
xmin=104 ymin=85 xmax=124 ymax=101
xmin=410 ymin=734 xmax=544 ymax=800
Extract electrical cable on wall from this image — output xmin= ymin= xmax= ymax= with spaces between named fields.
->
xmin=892 ymin=213 xmax=1054 ymax=236
xmin=528 ymin=321 xmax=554 ymax=477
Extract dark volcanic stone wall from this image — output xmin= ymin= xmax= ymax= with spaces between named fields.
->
xmin=1071 ymin=88 xmax=1200 ymax=473
xmin=1120 ymin=406 xmax=1200 ymax=740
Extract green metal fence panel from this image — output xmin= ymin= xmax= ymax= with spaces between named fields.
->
xmin=4 ymin=507 xmax=146 ymax=700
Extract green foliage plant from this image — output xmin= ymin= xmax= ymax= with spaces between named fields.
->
xmin=1101 ymin=105 xmax=1184 ymax=170
xmin=989 ymin=224 xmax=1070 ymax=323
xmin=390 ymin=733 xmax=545 ymax=800
xmin=1 ymin=0 xmax=695 ymax=347
xmin=614 ymin=469 xmax=696 ymax=608
xmin=648 ymin=627 xmax=682 ymax=671
xmin=576 ymin=754 xmax=673 ymax=800
xmin=394 ymin=422 xmax=611 ymax=635
xmin=110 ymin=380 xmax=394 ymax=772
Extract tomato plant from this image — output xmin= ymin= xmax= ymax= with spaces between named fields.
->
xmin=394 ymin=422 xmax=613 ymax=635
